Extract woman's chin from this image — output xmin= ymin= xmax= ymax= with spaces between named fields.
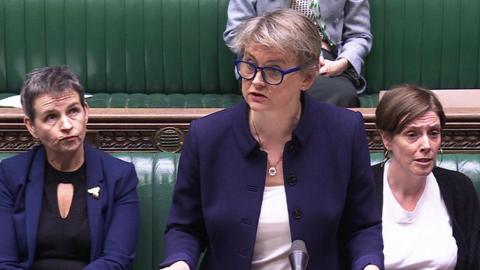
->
xmin=411 ymin=165 xmax=435 ymax=177
xmin=247 ymin=100 xmax=269 ymax=112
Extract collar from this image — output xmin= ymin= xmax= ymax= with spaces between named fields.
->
xmin=234 ymin=92 xmax=318 ymax=157
xmin=83 ymin=143 xmax=104 ymax=259
xmin=83 ymin=143 xmax=104 ymax=186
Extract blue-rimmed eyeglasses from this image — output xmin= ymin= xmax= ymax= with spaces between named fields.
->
xmin=234 ymin=60 xmax=301 ymax=85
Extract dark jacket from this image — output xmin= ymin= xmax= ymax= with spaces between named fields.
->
xmin=372 ymin=164 xmax=480 ymax=270
xmin=161 ymin=93 xmax=384 ymax=270
xmin=0 ymin=143 xmax=140 ymax=270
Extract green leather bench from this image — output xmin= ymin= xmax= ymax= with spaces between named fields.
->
xmin=0 ymin=0 xmax=240 ymax=108
xmin=360 ymin=0 xmax=480 ymax=107
xmin=1 ymin=0 xmax=479 ymax=108
xmin=2 ymin=152 xmax=477 ymax=269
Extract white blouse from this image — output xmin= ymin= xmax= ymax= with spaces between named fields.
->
xmin=382 ymin=160 xmax=458 ymax=270
xmin=251 ymin=185 xmax=291 ymax=270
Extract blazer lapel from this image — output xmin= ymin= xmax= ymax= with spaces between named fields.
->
xmin=371 ymin=164 xmax=385 ymax=215
xmin=25 ymin=147 xmax=46 ymax=261
xmin=84 ymin=144 xmax=105 ymax=259
xmin=433 ymin=168 xmax=455 ymax=217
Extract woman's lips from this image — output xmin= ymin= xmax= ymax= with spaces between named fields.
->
xmin=60 ymin=136 xmax=78 ymax=142
xmin=250 ymin=92 xmax=265 ymax=97
xmin=249 ymin=92 xmax=267 ymax=102
xmin=414 ymin=158 xmax=433 ymax=165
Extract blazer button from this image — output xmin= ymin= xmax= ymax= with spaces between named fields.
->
xmin=293 ymin=208 xmax=303 ymax=220
xmin=240 ymin=218 xmax=252 ymax=225
xmin=289 ymin=143 xmax=296 ymax=152
xmin=287 ymin=175 xmax=297 ymax=186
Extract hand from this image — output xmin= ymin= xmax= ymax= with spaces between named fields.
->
xmin=363 ymin=264 xmax=380 ymax=270
xmin=159 ymin=261 xmax=190 ymax=270
xmin=318 ymin=57 xmax=350 ymax=77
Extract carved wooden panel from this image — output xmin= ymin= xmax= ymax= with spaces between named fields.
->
xmin=442 ymin=130 xmax=480 ymax=151
xmin=0 ymin=130 xmax=38 ymax=150
xmin=0 ymin=107 xmax=479 ymax=153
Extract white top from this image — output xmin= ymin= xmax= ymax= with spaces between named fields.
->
xmin=382 ymin=160 xmax=458 ymax=270
xmin=251 ymin=185 xmax=291 ymax=270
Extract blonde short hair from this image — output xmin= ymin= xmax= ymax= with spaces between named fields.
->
xmin=229 ymin=9 xmax=322 ymax=73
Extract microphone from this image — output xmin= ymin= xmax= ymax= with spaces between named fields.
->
xmin=289 ymin=240 xmax=309 ymax=270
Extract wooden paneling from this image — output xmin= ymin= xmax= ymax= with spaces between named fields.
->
xmin=0 ymin=107 xmax=479 ymax=153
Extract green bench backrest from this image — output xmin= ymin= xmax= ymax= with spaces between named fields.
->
xmin=2 ymin=0 xmax=480 ymax=100
xmin=365 ymin=0 xmax=480 ymax=94
xmin=0 ymin=0 xmax=237 ymax=96
xmin=2 ymin=152 xmax=478 ymax=269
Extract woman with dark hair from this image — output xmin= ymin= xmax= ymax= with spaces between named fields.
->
xmin=0 ymin=66 xmax=140 ymax=270
xmin=373 ymin=85 xmax=480 ymax=270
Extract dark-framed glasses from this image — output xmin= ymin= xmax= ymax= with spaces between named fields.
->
xmin=234 ymin=60 xmax=301 ymax=85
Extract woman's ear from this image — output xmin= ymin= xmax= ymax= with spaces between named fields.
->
xmin=378 ymin=130 xmax=392 ymax=150
xmin=300 ymin=69 xmax=317 ymax=92
xmin=24 ymin=116 xmax=38 ymax=139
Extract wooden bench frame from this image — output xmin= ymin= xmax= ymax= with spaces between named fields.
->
xmin=0 ymin=107 xmax=479 ymax=153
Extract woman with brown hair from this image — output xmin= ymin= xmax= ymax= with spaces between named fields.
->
xmin=373 ymin=85 xmax=480 ymax=269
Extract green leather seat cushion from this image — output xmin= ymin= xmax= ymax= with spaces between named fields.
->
xmin=0 ymin=92 xmax=379 ymax=108
xmin=358 ymin=93 xmax=379 ymax=108
xmin=0 ymin=93 xmax=243 ymax=109
xmin=87 ymin=93 xmax=243 ymax=108
xmin=85 ymin=93 xmax=376 ymax=108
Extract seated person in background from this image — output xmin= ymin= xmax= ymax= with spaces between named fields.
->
xmin=160 ymin=9 xmax=382 ymax=270
xmin=373 ymin=85 xmax=480 ymax=270
xmin=0 ymin=66 xmax=140 ymax=270
xmin=224 ymin=0 xmax=372 ymax=107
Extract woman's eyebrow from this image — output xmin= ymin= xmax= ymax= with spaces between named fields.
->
xmin=243 ymin=53 xmax=287 ymax=65
xmin=38 ymin=109 xmax=57 ymax=116
xmin=66 ymin=102 xmax=81 ymax=109
xmin=408 ymin=122 xmax=441 ymax=128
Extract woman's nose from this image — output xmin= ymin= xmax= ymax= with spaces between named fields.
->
xmin=420 ymin=134 xmax=431 ymax=151
xmin=252 ymin=69 xmax=266 ymax=86
xmin=60 ymin=116 xmax=73 ymax=130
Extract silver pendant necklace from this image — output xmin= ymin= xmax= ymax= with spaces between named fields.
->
xmin=267 ymin=164 xmax=280 ymax=177
xmin=252 ymin=120 xmax=283 ymax=176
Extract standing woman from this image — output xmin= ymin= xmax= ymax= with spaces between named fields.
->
xmin=373 ymin=85 xmax=480 ymax=269
xmin=0 ymin=66 xmax=140 ymax=270
xmin=160 ymin=9 xmax=382 ymax=270
xmin=224 ymin=0 xmax=372 ymax=107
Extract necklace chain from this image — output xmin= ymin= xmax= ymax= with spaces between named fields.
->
xmin=252 ymin=120 xmax=283 ymax=176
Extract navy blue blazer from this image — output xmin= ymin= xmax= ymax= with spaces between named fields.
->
xmin=161 ymin=93 xmax=383 ymax=270
xmin=0 ymin=144 xmax=140 ymax=270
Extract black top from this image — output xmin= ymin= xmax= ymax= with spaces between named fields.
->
xmin=32 ymin=161 xmax=91 ymax=270
xmin=372 ymin=164 xmax=480 ymax=270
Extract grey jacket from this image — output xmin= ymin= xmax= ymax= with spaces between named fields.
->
xmin=224 ymin=0 xmax=372 ymax=77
